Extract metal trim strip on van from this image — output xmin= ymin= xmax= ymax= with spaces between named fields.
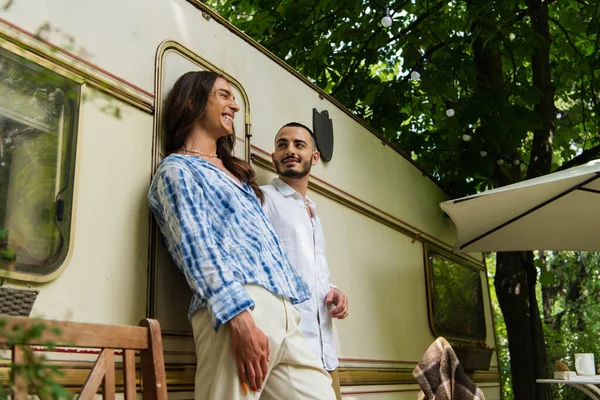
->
xmin=0 ymin=359 xmax=500 ymax=391
xmin=0 ymin=18 xmax=153 ymax=114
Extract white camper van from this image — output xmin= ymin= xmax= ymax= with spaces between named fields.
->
xmin=0 ymin=1 xmax=501 ymax=398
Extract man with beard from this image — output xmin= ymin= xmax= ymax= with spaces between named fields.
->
xmin=261 ymin=122 xmax=349 ymax=400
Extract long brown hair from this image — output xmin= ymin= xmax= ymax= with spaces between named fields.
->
xmin=163 ymin=71 xmax=263 ymax=202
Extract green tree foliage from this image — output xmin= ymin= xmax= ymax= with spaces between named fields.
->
xmin=540 ymin=251 xmax=600 ymax=400
xmin=0 ymin=319 xmax=71 ymax=399
xmin=207 ymin=1 xmax=600 ymax=398
xmin=209 ymin=0 xmax=600 ymax=195
xmin=486 ymin=253 xmax=513 ymax=399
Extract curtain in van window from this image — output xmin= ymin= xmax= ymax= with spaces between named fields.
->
xmin=0 ymin=47 xmax=78 ymax=275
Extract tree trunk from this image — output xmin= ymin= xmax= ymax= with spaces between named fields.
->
xmin=540 ymin=252 xmax=554 ymax=324
xmin=528 ymin=1 xmax=555 ymax=397
xmin=552 ymin=254 xmax=587 ymax=331
xmin=495 ymin=253 xmax=534 ymax=398
xmin=527 ymin=0 xmax=555 ymax=180
xmin=495 ymin=252 xmax=551 ymax=400
xmin=571 ymin=253 xmax=588 ymax=331
xmin=467 ymin=0 xmax=554 ymax=397
xmin=495 ymin=2 xmax=556 ymax=400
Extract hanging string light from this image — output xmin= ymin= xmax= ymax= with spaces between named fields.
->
xmin=381 ymin=7 xmax=392 ymax=27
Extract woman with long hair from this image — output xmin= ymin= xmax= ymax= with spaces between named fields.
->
xmin=148 ymin=71 xmax=335 ymax=400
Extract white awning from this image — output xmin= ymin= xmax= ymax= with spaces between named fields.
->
xmin=440 ymin=160 xmax=600 ymax=252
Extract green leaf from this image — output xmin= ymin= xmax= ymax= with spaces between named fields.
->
xmin=518 ymin=86 xmax=542 ymax=106
xmin=540 ymin=268 xmax=557 ymax=287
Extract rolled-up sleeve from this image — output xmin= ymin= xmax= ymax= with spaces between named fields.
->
xmin=148 ymin=166 xmax=253 ymax=331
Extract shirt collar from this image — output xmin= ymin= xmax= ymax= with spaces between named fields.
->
xmin=271 ymin=178 xmax=315 ymax=208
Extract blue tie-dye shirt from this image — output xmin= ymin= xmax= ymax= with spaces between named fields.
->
xmin=148 ymin=155 xmax=310 ymax=331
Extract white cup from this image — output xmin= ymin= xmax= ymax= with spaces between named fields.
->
xmin=575 ymin=353 xmax=596 ymax=376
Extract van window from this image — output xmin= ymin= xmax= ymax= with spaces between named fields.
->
xmin=425 ymin=247 xmax=487 ymax=341
xmin=0 ymin=46 xmax=79 ymax=278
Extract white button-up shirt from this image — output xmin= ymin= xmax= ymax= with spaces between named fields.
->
xmin=261 ymin=178 xmax=339 ymax=371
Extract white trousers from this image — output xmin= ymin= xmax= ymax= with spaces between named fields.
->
xmin=192 ymin=285 xmax=336 ymax=400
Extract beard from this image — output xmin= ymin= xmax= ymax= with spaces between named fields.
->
xmin=275 ymin=157 xmax=312 ymax=179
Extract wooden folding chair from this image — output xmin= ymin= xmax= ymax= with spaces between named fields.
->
xmin=1 ymin=316 xmax=167 ymax=399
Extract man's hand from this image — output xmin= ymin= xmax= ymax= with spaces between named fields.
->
xmin=229 ymin=310 xmax=270 ymax=392
xmin=325 ymin=288 xmax=349 ymax=319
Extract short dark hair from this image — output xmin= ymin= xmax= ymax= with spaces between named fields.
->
xmin=278 ymin=122 xmax=317 ymax=150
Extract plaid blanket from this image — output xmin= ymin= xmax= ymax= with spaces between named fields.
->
xmin=412 ymin=337 xmax=486 ymax=400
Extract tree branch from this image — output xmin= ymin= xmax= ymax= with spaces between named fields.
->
xmin=580 ymin=72 xmax=590 ymax=148
xmin=501 ymin=0 xmax=559 ymax=29
xmin=402 ymin=41 xmax=448 ymax=82
xmin=555 ymin=142 xmax=600 ymax=171
xmin=591 ymin=35 xmax=600 ymax=116
xmin=502 ymin=36 xmax=518 ymax=92
xmin=388 ymin=1 xmax=444 ymax=44
xmin=590 ymin=72 xmax=599 ymax=115
xmin=265 ymin=4 xmax=342 ymax=48
xmin=313 ymin=5 xmax=343 ymax=25
xmin=548 ymin=17 xmax=585 ymax=58
xmin=330 ymin=23 xmax=381 ymax=96
xmin=518 ymin=0 xmax=558 ymax=20
xmin=268 ymin=34 xmax=302 ymax=48
xmin=426 ymin=26 xmax=471 ymax=98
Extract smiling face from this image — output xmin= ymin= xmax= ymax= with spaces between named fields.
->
xmin=197 ymin=77 xmax=240 ymax=138
xmin=272 ymin=125 xmax=320 ymax=179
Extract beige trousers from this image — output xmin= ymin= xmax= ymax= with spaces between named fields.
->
xmin=192 ymin=285 xmax=336 ymax=400
xmin=328 ymin=369 xmax=342 ymax=400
